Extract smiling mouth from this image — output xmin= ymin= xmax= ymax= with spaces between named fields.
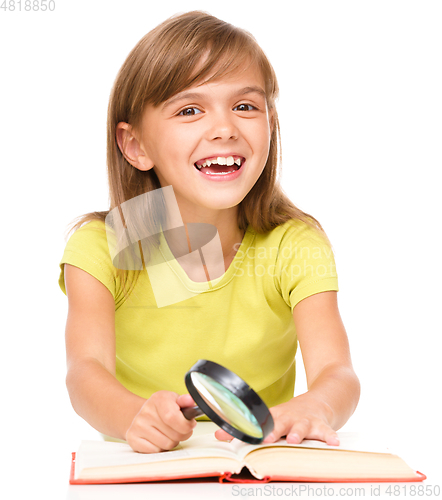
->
xmin=194 ymin=156 xmax=245 ymax=175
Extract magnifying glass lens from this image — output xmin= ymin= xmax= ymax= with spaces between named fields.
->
xmin=190 ymin=372 xmax=263 ymax=439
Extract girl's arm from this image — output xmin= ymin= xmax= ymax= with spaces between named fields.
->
xmin=216 ymin=291 xmax=360 ymax=444
xmin=64 ymin=264 xmax=196 ymax=452
xmin=264 ymin=290 xmax=360 ymax=445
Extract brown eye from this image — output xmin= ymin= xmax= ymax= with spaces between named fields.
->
xmin=234 ymin=104 xmax=255 ymax=112
xmin=179 ymin=107 xmax=202 ymax=116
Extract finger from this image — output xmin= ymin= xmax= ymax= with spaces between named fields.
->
xmin=128 ymin=435 xmax=163 ymax=454
xmin=263 ymin=432 xmax=276 ymax=443
xmin=127 ymin=409 xmax=189 ymax=447
xmin=176 ymin=394 xmax=199 ymax=424
xmin=214 ymin=428 xmax=234 ymax=441
xmin=263 ymin=412 xmax=294 ymax=443
xmin=285 ymin=418 xmax=312 ymax=444
xmin=324 ymin=429 xmax=340 ymax=446
xmin=129 ymin=425 xmax=180 ymax=453
xmin=288 ymin=419 xmax=339 ymax=446
xmin=130 ymin=393 xmax=193 ymax=444
xmin=305 ymin=422 xmax=339 ymax=446
xmin=176 ymin=394 xmax=196 ymax=409
xmin=153 ymin=408 xmax=196 ymax=440
xmin=152 ymin=394 xmax=196 ymax=435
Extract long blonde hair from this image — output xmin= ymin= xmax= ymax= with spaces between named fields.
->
xmin=67 ymin=11 xmax=327 ymax=293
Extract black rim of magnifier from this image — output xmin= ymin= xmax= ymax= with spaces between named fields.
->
xmin=184 ymin=359 xmax=274 ymax=444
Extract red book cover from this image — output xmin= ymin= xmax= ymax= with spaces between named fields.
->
xmin=69 ymin=452 xmax=426 ymax=485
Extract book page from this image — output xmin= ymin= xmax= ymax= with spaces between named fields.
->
xmin=229 ymin=431 xmax=393 ymax=461
xmin=75 ymin=431 xmax=240 ymax=479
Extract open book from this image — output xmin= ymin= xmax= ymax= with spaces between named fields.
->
xmin=70 ymin=423 xmax=425 ymax=484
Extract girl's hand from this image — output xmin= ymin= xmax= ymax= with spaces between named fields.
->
xmin=214 ymin=393 xmax=339 ymax=446
xmin=126 ymin=391 xmax=197 ymax=453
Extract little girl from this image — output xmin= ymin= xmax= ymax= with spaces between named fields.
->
xmin=59 ymin=11 xmax=360 ymax=454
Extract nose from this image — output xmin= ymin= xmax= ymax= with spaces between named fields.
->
xmin=207 ymin=110 xmax=239 ymax=141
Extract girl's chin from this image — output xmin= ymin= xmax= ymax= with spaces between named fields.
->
xmin=160 ymin=180 xmax=252 ymax=214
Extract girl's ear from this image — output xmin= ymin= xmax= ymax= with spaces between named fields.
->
xmin=116 ymin=122 xmax=154 ymax=171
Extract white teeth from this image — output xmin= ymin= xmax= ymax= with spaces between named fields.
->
xmin=195 ymin=156 xmax=243 ymax=169
xmin=201 ymin=170 xmax=232 ymax=175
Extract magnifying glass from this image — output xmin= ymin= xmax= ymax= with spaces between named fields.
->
xmin=181 ymin=359 xmax=274 ymax=444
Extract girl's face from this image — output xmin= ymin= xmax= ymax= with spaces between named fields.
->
xmin=135 ymin=64 xmax=273 ymax=218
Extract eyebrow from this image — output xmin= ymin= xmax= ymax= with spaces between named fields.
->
xmin=162 ymin=86 xmax=267 ymax=110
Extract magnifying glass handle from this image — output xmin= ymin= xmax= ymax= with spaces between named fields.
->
xmin=181 ymin=405 xmax=205 ymax=420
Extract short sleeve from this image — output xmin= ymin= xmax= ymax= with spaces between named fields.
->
xmin=58 ymin=220 xmax=117 ymax=299
xmin=274 ymin=221 xmax=339 ymax=312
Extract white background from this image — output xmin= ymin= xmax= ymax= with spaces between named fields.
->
xmin=1 ymin=1 xmax=441 ymax=498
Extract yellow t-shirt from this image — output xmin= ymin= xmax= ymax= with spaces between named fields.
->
xmin=58 ymin=218 xmax=338 ymax=408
